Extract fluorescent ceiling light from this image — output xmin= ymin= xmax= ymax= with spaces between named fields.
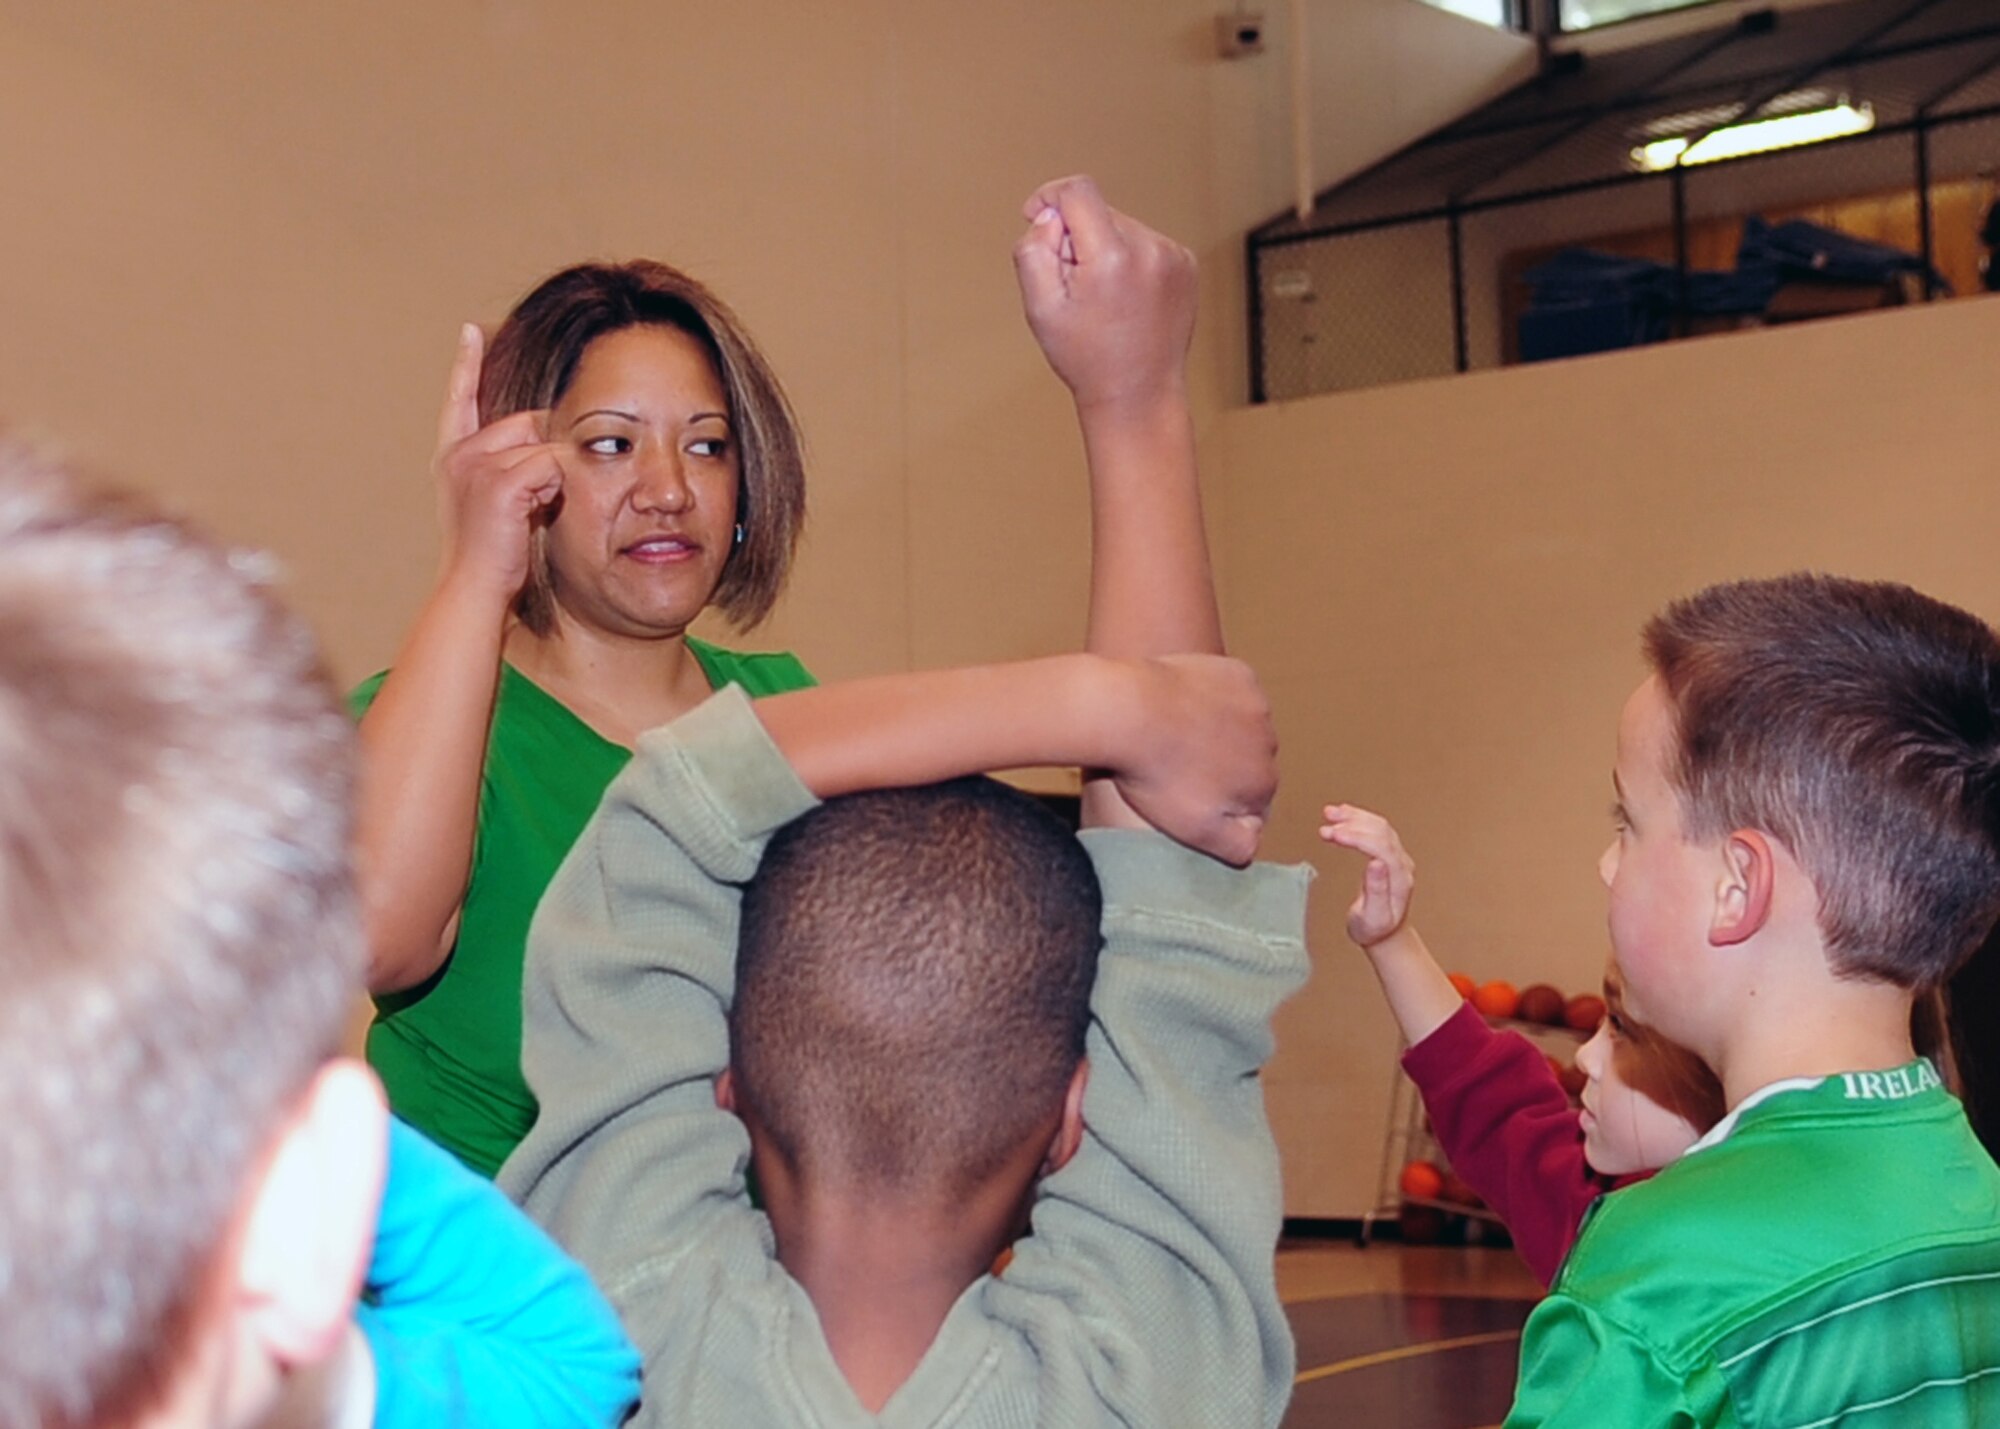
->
xmin=1632 ymin=102 xmax=1876 ymax=171
xmin=1637 ymin=89 xmax=1833 ymax=141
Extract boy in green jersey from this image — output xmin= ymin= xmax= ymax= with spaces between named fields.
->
xmin=1507 ymin=575 xmax=2000 ymax=1427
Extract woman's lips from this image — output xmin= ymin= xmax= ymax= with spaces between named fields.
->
xmin=622 ymin=535 xmax=701 ymax=564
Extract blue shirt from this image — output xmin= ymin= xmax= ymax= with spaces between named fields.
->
xmin=357 ymin=1119 xmax=639 ymax=1427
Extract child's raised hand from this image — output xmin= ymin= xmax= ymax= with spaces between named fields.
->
xmin=1320 ymin=804 xmax=1416 ymax=951
xmin=1012 ymin=175 xmax=1196 ymax=414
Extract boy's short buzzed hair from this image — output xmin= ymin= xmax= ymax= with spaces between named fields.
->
xmin=1645 ymin=572 xmax=2000 ymax=990
xmin=0 ymin=449 xmax=359 ymax=1428
xmin=732 ymin=776 xmax=1102 ymax=1198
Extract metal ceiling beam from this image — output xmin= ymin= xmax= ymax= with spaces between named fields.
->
xmin=1249 ymin=1 xmax=2000 ymax=244
xmin=1435 ymin=17 xmax=2000 ymax=143
xmin=1247 ymin=96 xmax=2000 ymax=250
xmin=1915 ymin=33 xmax=2000 ymax=113
xmin=1452 ymin=12 xmax=1757 ymax=203
xmin=1673 ymin=0 xmax=1946 ymax=151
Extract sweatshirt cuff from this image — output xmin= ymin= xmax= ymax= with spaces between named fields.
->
xmin=1079 ymin=827 xmax=1313 ymax=947
xmin=1401 ymin=998 xmax=1489 ymax=1077
xmin=631 ymin=684 xmax=819 ymax=845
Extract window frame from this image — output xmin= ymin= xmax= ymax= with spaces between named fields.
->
xmin=1415 ymin=0 xmax=1533 ymax=32
xmin=1556 ymin=0 xmax=1727 ymax=33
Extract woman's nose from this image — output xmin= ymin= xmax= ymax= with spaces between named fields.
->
xmin=632 ymin=448 xmax=691 ymax=513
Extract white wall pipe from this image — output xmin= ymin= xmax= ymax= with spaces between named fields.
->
xmin=1290 ymin=0 xmax=1314 ymax=220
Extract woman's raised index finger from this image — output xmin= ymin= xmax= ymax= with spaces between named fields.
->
xmin=436 ymin=323 xmax=485 ymax=449
xmin=454 ymin=408 xmax=552 ymax=458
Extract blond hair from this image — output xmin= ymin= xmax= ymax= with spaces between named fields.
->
xmin=0 ymin=447 xmax=359 ymax=1427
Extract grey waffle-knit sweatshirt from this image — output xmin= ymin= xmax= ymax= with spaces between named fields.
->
xmin=499 ymin=685 xmax=1310 ymax=1429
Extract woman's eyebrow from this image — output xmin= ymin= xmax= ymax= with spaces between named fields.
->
xmin=570 ymin=407 xmax=731 ymax=425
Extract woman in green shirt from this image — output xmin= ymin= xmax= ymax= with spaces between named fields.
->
xmin=354 ymin=261 xmax=813 ymax=1175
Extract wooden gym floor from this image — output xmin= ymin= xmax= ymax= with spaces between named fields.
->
xmin=1277 ymin=1240 xmax=1542 ymax=1429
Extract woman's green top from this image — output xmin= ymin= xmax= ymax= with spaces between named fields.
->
xmin=351 ymin=639 xmax=814 ymax=1176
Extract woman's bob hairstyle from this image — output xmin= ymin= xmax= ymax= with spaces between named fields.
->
xmin=477 ymin=258 xmax=806 ymax=633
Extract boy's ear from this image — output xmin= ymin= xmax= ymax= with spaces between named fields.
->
xmin=1040 ymin=1060 xmax=1091 ymax=1178
xmin=235 ymin=1059 xmax=388 ymax=1367
xmin=1711 ymin=830 xmax=1775 ymax=948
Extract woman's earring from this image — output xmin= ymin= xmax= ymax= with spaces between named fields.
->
xmin=733 ymin=523 xmax=746 ymax=547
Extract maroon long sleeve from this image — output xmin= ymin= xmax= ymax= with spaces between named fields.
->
xmin=1399 ymin=1002 xmax=1625 ymax=1287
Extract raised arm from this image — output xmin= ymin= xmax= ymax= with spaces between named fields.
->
xmin=986 ymin=830 xmax=1309 ymax=1427
xmin=353 ymin=326 xmax=564 ymax=992
xmin=1324 ymin=803 xmax=1599 ymax=1286
xmin=1015 ymin=175 xmax=1222 ymax=836
xmin=1321 ymin=804 xmax=1463 ymax=1046
xmin=993 ymin=183 xmax=1304 ymax=1424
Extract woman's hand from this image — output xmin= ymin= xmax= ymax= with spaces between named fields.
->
xmin=432 ymin=323 xmax=564 ymax=603
xmin=356 ymin=325 xmax=557 ymax=993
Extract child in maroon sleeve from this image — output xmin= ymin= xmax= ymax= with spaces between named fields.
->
xmin=1320 ymin=805 xmax=1724 ymax=1286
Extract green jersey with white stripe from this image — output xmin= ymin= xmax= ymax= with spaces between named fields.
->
xmin=1506 ymin=1059 xmax=2000 ymax=1427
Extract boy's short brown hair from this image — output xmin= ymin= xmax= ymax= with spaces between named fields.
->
xmin=478 ymin=259 xmax=807 ymax=634
xmin=0 ymin=448 xmax=359 ymax=1428
xmin=1644 ymin=573 xmax=2000 ymax=990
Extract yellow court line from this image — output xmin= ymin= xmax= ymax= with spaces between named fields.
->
xmin=1294 ymin=1329 xmax=1522 ymax=1385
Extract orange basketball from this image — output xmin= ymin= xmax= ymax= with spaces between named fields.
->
xmin=1471 ymin=980 xmax=1519 ymax=1020
xmin=1448 ymin=971 xmax=1479 ymax=1001
xmin=1398 ymin=1159 xmax=1444 ymax=1200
